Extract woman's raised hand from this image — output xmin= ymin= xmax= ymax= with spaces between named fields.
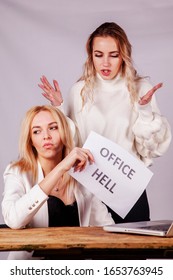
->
xmin=138 ymin=82 xmax=163 ymax=105
xmin=61 ymin=147 xmax=95 ymax=173
xmin=38 ymin=75 xmax=63 ymax=106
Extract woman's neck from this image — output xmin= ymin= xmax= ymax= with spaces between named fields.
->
xmin=38 ymin=153 xmax=62 ymax=177
xmin=95 ymin=72 xmax=122 ymax=89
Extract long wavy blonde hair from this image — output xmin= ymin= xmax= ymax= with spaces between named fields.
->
xmin=79 ymin=22 xmax=142 ymax=106
xmin=12 ymin=105 xmax=74 ymax=188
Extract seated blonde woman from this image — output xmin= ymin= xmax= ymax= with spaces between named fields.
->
xmin=2 ymin=105 xmax=114 ymax=259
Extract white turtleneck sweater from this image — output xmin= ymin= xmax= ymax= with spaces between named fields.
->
xmin=65 ymin=74 xmax=171 ymax=167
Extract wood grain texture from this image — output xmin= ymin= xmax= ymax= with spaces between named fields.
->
xmin=0 ymin=226 xmax=173 ymax=252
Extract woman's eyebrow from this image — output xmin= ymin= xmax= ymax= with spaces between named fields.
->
xmin=31 ymin=125 xmax=41 ymax=130
xmin=48 ymin=122 xmax=57 ymax=125
xmin=31 ymin=122 xmax=57 ymax=130
xmin=93 ymin=50 xmax=119 ymax=54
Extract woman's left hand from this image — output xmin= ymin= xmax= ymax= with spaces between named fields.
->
xmin=138 ymin=82 xmax=163 ymax=105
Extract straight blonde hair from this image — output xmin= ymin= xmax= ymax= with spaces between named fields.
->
xmin=12 ymin=106 xmax=75 ymax=191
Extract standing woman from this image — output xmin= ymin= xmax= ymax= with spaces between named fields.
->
xmin=38 ymin=22 xmax=171 ymax=223
xmin=2 ymin=105 xmax=114 ymax=259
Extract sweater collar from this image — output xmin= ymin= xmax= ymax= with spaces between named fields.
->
xmin=95 ymin=72 xmax=122 ymax=88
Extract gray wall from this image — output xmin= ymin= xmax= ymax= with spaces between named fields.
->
xmin=0 ymin=0 xmax=173 ymax=259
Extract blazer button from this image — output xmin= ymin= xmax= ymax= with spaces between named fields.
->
xmin=32 ymin=204 xmax=35 ymax=207
xmin=28 ymin=207 xmax=32 ymax=210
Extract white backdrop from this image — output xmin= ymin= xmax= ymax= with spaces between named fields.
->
xmin=0 ymin=0 xmax=173 ymax=258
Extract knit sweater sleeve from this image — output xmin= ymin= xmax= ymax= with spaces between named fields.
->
xmin=132 ymin=82 xmax=172 ymax=166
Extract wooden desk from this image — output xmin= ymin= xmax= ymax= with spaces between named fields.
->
xmin=0 ymin=227 xmax=173 ymax=259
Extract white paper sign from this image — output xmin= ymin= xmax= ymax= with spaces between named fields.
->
xmin=69 ymin=131 xmax=153 ymax=218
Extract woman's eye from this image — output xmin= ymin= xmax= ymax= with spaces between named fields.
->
xmin=33 ymin=130 xmax=40 ymax=134
xmin=49 ymin=126 xmax=58 ymax=130
xmin=95 ymin=54 xmax=102 ymax=58
xmin=94 ymin=53 xmax=119 ymax=58
xmin=111 ymin=54 xmax=119 ymax=58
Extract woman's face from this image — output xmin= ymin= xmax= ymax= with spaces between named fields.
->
xmin=92 ymin=36 xmax=122 ymax=80
xmin=31 ymin=111 xmax=63 ymax=162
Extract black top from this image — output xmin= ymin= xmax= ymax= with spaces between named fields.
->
xmin=47 ymin=195 xmax=80 ymax=227
xmin=106 ymin=190 xmax=150 ymax=223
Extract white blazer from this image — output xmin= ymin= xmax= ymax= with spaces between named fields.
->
xmin=2 ymin=162 xmax=114 ymax=259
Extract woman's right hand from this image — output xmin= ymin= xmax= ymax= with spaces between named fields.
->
xmin=38 ymin=75 xmax=63 ymax=106
xmin=61 ymin=147 xmax=95 ymax=173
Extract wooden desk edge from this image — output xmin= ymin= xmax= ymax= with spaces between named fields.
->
xmin=0 ymin=227 xmax=173 ymax=252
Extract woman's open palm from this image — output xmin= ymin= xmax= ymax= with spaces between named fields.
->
xmin=139 ymin=82 xmax=163 ymax=105
xmin=38 ymin=75 xmax=63 ymax=106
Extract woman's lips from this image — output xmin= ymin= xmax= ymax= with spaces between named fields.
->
xmin=43 ymin=143 xmax=53 ymax=148
xmin=101 ymin=69 xmax=111 ymax=76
